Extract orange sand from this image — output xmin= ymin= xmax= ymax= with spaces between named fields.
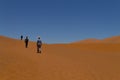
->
xmin=0 ymin=36 xmax=120 ymax=80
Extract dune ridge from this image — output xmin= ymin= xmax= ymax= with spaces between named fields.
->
xmin=73 ymin=36 xmax=120 ymax=44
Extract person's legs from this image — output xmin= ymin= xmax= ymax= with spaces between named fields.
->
xmin=37 ymin=45 xmax=41 ymax=53
xmin=26 ymin=42 xmax=28 ymax=48
xmin=40 ymin=48 xmax=41 ymax=53
xmin=39 ymin=45 xmax=42 ymax=53
xmin=37 ymin=47 xmax=39 ymax=53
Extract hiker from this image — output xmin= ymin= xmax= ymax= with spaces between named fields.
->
xmin=24 ymin=36 xmax=29 ymax=48
xmin=21 ymin=35 xmax=23 ymax=40
xmin=37 ymin=37 xmax=42 ymax=53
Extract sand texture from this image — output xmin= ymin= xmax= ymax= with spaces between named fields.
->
xmin=0 ymin=36 xmax=120 ymax=80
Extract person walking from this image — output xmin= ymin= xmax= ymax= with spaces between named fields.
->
xmin=36 ymin=37 xmax=42 ymax=53
xmin=21 ymin=35 xmax=23 ymax=40
xmin=24 ymin=36 xmax=29 ymax=48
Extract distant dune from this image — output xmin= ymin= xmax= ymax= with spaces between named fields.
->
xmin=0 ymin=35 xmax=120 ymax=80
xmin=102 ymin=36 xmax=120 ymax=43
xmin=74 ymin=38 xmax=101 ymax=43
xmin=72 ymin=36 xmax=120 ymax=43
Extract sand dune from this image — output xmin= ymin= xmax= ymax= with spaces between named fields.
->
xmin=73 ymin=36 xmax=120 ymax=43
xmin=74 ymin=38 xmax=101 ymax=43
xmin=103 ymin=36 xmax=120 ymax=43
xmin=0 ymin=36 xmax=120 ymax=80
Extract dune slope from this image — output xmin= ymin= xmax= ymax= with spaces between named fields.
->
xmin=0 ymin=36 xmax=120 ymax=80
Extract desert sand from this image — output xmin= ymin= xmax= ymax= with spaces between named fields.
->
xmin=0 ymin=36 xmax=120 ymax=80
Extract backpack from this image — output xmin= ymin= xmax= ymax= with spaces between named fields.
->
xmin=37 ymin=40 xmax=42 ymax=45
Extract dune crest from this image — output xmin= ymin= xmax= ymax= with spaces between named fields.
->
xmin=73 ymin=36 xmax=120 ymax=43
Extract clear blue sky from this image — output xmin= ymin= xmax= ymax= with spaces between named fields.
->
xmin=0 ymin=0 xmax=120 ymax=43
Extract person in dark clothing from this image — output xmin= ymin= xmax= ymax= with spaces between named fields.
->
xmin=25 ymin=36 xmax=29 ymax=48
xmin=21 ymin=35 xmax=23 ymax=40
xmin=37 ymin=37 xmax=42 ymax=53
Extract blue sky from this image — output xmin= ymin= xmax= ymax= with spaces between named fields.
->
xmin=0 ymin=0 xmax=120 ymax=43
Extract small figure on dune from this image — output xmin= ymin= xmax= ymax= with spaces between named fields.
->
xmin=21 ymin=35 xmax=23 ymax=40
xmin=24 ymin=36 xmax=29 ymax=48
xmin=37 ymin=37 xmax=42 ymax=53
